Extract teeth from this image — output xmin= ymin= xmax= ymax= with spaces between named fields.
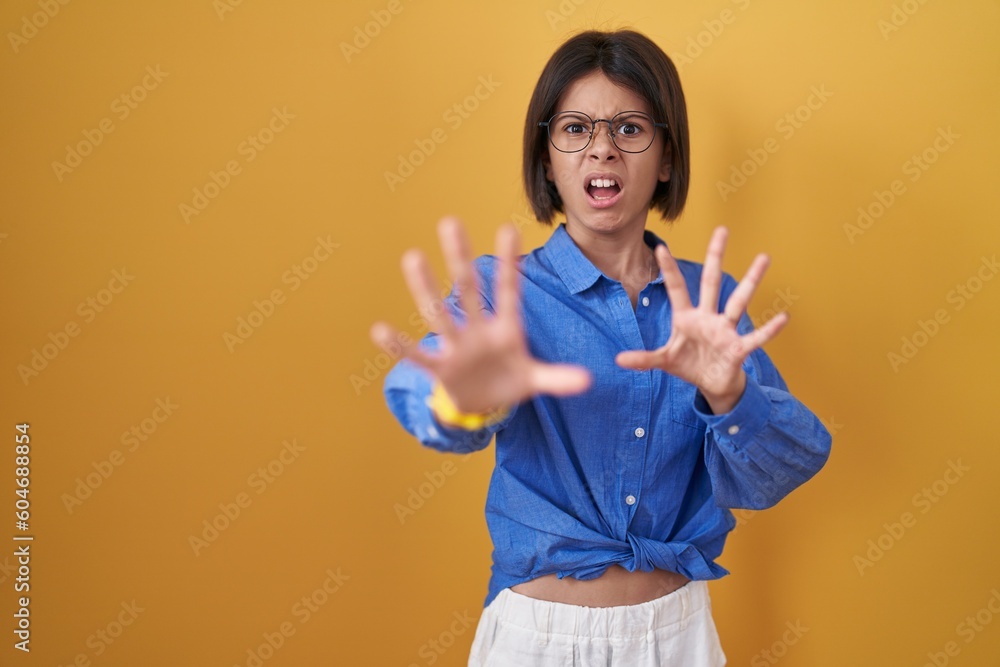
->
xmin=590 ymin=178 xmax=617 ymax=187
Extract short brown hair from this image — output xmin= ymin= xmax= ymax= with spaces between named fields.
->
xmin=523 ymin=30 xmax=690 ymax=224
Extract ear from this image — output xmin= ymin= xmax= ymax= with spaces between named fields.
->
xmin=658 ymin=146 xmax=672 ymax=182
xmin=543 ymin=152 xmax=554 ymax=182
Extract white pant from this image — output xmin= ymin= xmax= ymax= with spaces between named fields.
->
xmin=468 ymin=580 xmax=726 ymax=666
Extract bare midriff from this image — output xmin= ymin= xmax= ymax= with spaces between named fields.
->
xmin=510 ymin=565 xmax=690 ymax=607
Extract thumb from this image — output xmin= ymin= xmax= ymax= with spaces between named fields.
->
xmin=529 ymin=362 xmax=592 ymax=397
xmin=615 ymin=350 xmax=659 ymax=370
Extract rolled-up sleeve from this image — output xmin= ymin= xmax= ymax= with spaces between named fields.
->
xmin=693 ymin=275 xmax=832 ymax=510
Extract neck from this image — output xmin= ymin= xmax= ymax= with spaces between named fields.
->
xmin=564 ymin=219 xmax=655 ymax=284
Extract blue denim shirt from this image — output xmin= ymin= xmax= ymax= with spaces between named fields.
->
xmin=383 ymin=223 xmax=832 ymax=608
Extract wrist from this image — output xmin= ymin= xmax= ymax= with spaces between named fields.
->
xmin=700 ymin=371 xmax=746 ymax=415
xmin=429 ymin=380 xmax=511 ymax=431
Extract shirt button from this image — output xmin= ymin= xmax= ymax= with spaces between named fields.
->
xmin=727 ymin=425 xmax=740 ymax=435
xmin=625 ymin=495 xmax=636 ymax=506
xmin=641 ymin=296 xmax=650 ymax=307
xmin=634 ymin=427 xmax=645 ymax=438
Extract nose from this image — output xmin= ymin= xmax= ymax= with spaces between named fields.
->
xmin=587 ymin=121 xmax=619 ymax=158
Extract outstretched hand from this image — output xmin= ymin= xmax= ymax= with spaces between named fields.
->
xmin=615 ymin=227 xmax=788 ymax=414
xmin=370 ymin=217 xmax=592 ymax=416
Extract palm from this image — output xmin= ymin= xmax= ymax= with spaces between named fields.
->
xmin=371 ymin=217 xmax=591 ymax=415
xmin=420 ymin=299 xmax=541 ymax=415
xmin=616 ymin=227 xmax=788 ymax=413
xmin=657 ymin=308 xmax=749 ymax=394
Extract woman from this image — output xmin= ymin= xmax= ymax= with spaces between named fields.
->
xmin=371 ymin=29 xmax=831 ymax=666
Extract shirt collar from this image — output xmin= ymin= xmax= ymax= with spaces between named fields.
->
xmin=544 ymin=222 xmax=670 ymax=295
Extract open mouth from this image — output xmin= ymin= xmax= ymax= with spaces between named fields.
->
xmin=585 ymin=177 xmax=623 ymax=208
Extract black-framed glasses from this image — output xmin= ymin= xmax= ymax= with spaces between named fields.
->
xmin=539 ymin=110 xmax=668 ymax=154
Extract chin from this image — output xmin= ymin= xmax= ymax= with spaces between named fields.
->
xmin=568 ymin=207 xmax=640 ymax=232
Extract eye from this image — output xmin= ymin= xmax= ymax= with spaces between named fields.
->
xmin=613 ymin=114 xmax=652 ymax=139
xmin=554 ymin=113 xmax=592 ymax=137
xmin=617 ymin=123 xmax=642 ymax=137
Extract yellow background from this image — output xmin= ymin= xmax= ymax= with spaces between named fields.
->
xmin=1 ymin=0 xmax=998 ymax=665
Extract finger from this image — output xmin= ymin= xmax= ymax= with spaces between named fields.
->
xmin=655 ymin=244 xmax=692 ymax=311
xmin=529 ymin=362 xmax=592 ymax=396
xmin=438 ymin=216 xmax=483 ymax=324
xmin=401 ymin=248 xmax=457 ymax=338
xmin=742 ymin=310 xmax=789 ymax=350
xmin=369 ymin=320 xmax=441 ymax=373
xmin=494 ymin=222 xmax=522 ymax=324
xmin=699 ymin=226 xmax=728 ymax=312
xmin=614 ymin=349 xmax=664 ymax=371
xmin=723 ymin=253 xmax=771 ymax=324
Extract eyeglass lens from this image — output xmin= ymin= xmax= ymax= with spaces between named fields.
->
xmin=546 ymin=111 xmax=659 ymax=153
